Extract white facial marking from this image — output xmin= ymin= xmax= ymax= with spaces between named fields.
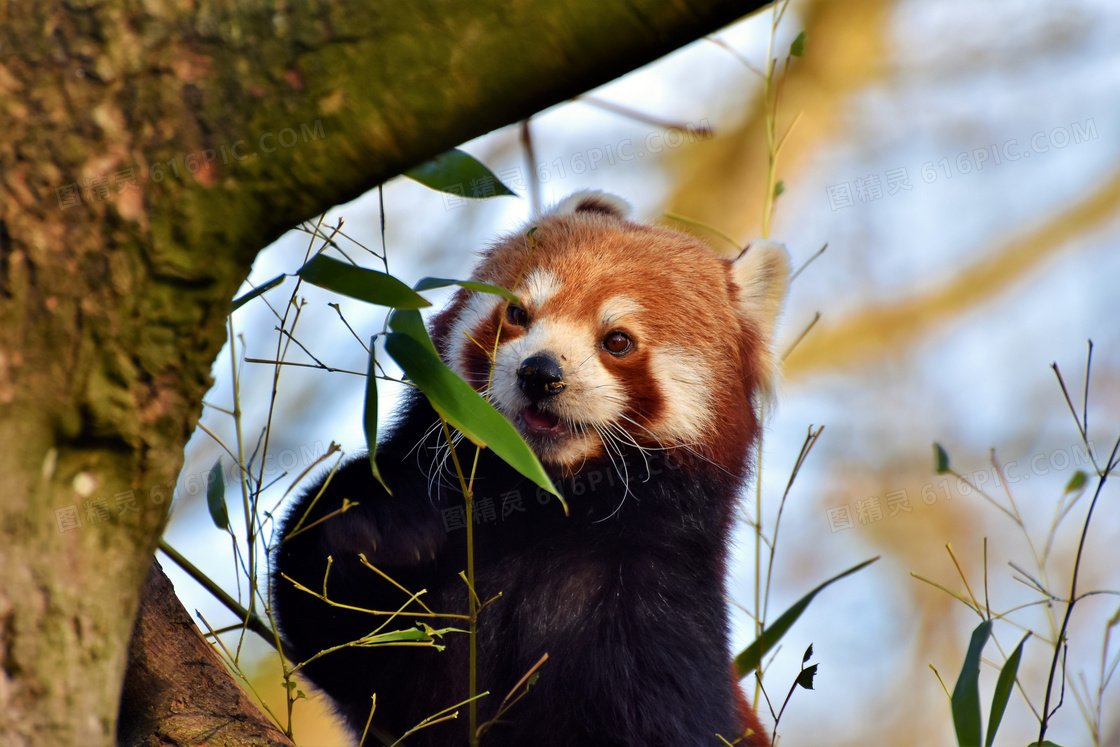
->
xmin=446 ymin=292 xmax=502 ymax=385
xmin=522 ymin=269 xmax=561 ymax=308
xmin=599 ymin=296 xmax=642 ymax=329
xmin=646 ymin=346 xmax=713 ymax=445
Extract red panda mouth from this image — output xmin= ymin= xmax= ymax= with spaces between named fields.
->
xmin=519 ymin=404 xmax=566 ymax=435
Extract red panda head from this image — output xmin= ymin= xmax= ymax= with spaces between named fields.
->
xmin=431 ymin=191 xmax=790 ymax=477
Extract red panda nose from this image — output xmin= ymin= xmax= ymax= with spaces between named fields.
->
xmin=517 ymin=354 xmax=566 ymax=402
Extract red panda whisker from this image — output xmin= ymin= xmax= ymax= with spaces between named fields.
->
xmin=608 ymin=411 xmax=734 ymax=475
xmin=570 ymin=447 xmax=591 ymax=474
xmin=602 ymin=423 xmax=658 ymax=482
xmin=602 ymin=419 xmax=650 ymax=455
xmin=575 ymin=352 xmax=597 ymax=369
xmin=624 ymin=425 xmax=736 ymax=479
xmin=586 ymin=439 xmax=631 ymax=515
xmin=604 ymin=425 xmax=667 ymax=472
xmin=611 ymin=412 xmax=674 ymax=450
xmin=669 ymin=377 xmax=705 ymax=387
xmin=411 ymin=422 xmax=452 ymax=496
xmin=587 ymin=422 xmax=642 ymax=522
xmin=408 ymin=418 xmax=446 ymax=460
xmin=423 ymin=440 xmax=448 ymax=499
xmin=678 ymin=444 xmax=735 ymax=477
xmin=420 ymin=426 xmax=467 ymax=504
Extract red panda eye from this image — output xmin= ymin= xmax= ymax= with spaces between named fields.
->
xmin=603 ymin=331 xmax=632 ymax=355
xmin=506 ymin=305 xmax=528 ymax=326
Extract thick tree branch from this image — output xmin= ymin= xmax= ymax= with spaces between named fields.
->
xmin=118 ymin=560 xmax=294 ymax=746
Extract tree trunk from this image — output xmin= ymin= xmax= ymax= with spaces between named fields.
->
xmin=0 ymin=0 xmax=767 ymax=744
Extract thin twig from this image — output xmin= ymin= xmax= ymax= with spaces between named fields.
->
xmin=475 ymin=654 xmax=549 ymax=738
xmin=378 ymin=185 xmax=389 ymax=272
xmin=789 ymin=243 xmax=827 ymax=283
xmin=1083 ymin=340 xmax=1093 ymax=441
xmin=945 ymin=543 xmax=983 ymax=613
xmin=762 ymin=425 xmax=823 ymax=625
xmin=1037 ymin=435 xmax=1120 ymax=742
xmin=1052 ymin=363 xmax=1088 ymax=451
xmin=328 ymin=303 xmax=371 ymax=353
xmin=664 ymin=211 xmax=742 ymax=253
xmin=243 ymin=357 xmax=369 ymax=377
xmin=704 ymin=35 xmax=766 ymax=77
xmin=577 ymin=95 xmax=715 ymax=137
xmin=781 ymin=312 xmax=820 ymax=362
xmin=158 ymin=539 xmax=276 ymax=646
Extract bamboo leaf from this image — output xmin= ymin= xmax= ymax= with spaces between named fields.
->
xmin=206 ymin=459 xmax=229 ymax=530
xmin=405 ymin=148 xmax=517 ymax=198
xmin=364 ymin=340 xmax=391 ymax=494
xmin=796 ymin=663 xmax=818 ymax=690
xmin=387 ymin=309 xmax=438 ymax=356
xmin=383 ymin=332 xmax=560 ymax=501
xmin=985 ymin=631 xmax=1029 ymax=747
xmin=734 ymin=557 xmax=879 ymax=678
xmin=413 ymin=276 xmax=520 ymax=304
xmin=362 ymin=626 xmax=462 ymax=645
xmin=297 ymin=255 xmax=430 ymax=309
xmin=935 ymin=442 xmax=951 ymax=474
xmin=952 ymin=619 xmax=992 ymax=747
xmin=230 ymin=274 xmax=286 ymax=312
xmin=789 ymin=31 xmax=807 ymax=57
xmin=1064 ymin=470 xmax=1088 ymax=495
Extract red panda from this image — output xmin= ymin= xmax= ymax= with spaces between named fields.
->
xmin=273 ymin=191 xmax=789 ymax=746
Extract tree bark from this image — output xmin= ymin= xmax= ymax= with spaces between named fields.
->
xmin=117 ymin=561 xmax=294 ymax=747
xmin=0 ymin=0 xmax=767 ymax=744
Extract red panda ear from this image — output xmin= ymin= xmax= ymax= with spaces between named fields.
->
xmin=731 ymin=239 xmax=791 ymax=346
xmin=550 ymin=190 xmax=632 ymax=219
